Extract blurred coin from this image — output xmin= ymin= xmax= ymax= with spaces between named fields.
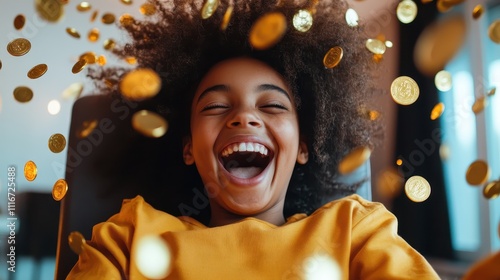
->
xmin=472 ymin=5 xmax=484 ymax=20
xmin=96 ymin=55 xmax=107 ymax=66
xmin=293 ymin=9 xmax=313 ymax=32
xmin=338 ymin=146 xmax=371 ymax=175
xmin=487 ymin=87 xmax=496 ymax=97
xmin=36 ymin=0 xmax=63 ymax=22
xmin=52 ymin=178 xmax=68 ymax=201
xmin=439 ymin=144 xmax=451 ymax=161
xmin=472 ymin=96 xmax=487 ymax=114
xmin=323 ymin=46 xmax=343 ymax=69
xmin=72 ymin=58 xmax=87 ymax=74
xmin=390 ymin=76 xmax=420 ymax=105
xmin=430 ymin=102 xmax=445 ymax=120
xmin=466 ymin=160 xmax=490 ymax=186
xmin=88 ymin=28 xmax=100 ymax=42
xmin=76 ymin=2 xmax=91 ymax=11
xmin=27 ymin=64 xmax=48 ymax=79
xmin=397 ymin=0 xmax=418 ymax=24
xmin=385 ymin=40 xmax=394 ymax=48
xmin=48 ymin=133 xmax=67 ymax=153
xmin=345 ymin=8 xmax=359 ymax=27
xmin=24 ymin=161 xmax=38 ymax=181
xmin=120 ymin=68 xmax=161 ymax=100
xmin=62 ymin=82 xmax=84 ymax=100
xmin=7 ymin=38 xmax=31 ymax=56
xmin=488 ymin=20 xmax=500 ymax=44
xmin=405 ymin=175 xmax=431 ymax=202
xmin=121 ymin=0 xmax=132 ymax=5
xmin=132 ymin=110 xmax=168 ymax=138
xmin=77 ymin=119 xmax=98 ymax=138
xmin=140 ymin=3 xmax=156 ymax=15
xmin=14 ymin=14 xmax=26 ymax=30
xmin=201 ymin=0 xmax=219 ymax=19
xmin=0 ymin=60 xmax=2 ymax=70
xmin=68 ymin=231 xmax=86 ymax=255
xmin=483 ymin=181 xmax=500 ymax=200
xmin=365 ymin=39 xmax=386 ymax=55
xmin=376 ymin=167 xmax=404 ymax=200
xmin=13 ymin=86 xmax=34 ymax=103
xmin=125 ymin=56 xmax=137 ymax=64
xmin=66 ymin=27 xmax=81 ymax=38
xmin=434 ymin=70 xmax=452 ymax=91
xmin=101 ymin=13 xmax=115 ymax=24
xmin=437 ymin=0 xmax=453 ymax=13
xmin=80 ymin=52 xmax=96 ymax=64
xmin=220 ymin=4 xmax=233 ymax=31
xmin=249 ymin=12 xmax=287 ymax=50
xmin=90 ymin=10 xmax=98 ymax=22
xmin=103 ymin=39 xmax=116 ymax=50
xmin=120 ymin=13 xmax=134 ymax=26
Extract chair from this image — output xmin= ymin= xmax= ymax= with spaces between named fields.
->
xmin=54 ymin=94 xmax=371 ymax=279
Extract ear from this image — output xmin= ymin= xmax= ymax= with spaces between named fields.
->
xmin=296 ymin=139 xmax=309 ymax=165
xmin=183 ymin=136 xmax=195 ymax=165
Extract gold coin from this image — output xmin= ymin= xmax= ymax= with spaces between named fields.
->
xmin=77 ymin=119 xmax=98 ymax=138
xmin=48 ymin=133 xmax=67 ymax=153
xmin=0 ymin=59 xmax=2 ymax=70
xmin=436 ymin=0 xmax=453 ymax=13
xmin=52 ymin=178 xmax=68 ymax=201
xmin=68 ymin=231 xmax=86 ymax=255
xmin=385 ymin=40 xmax=394 ymax=48
xmin=103 ymin=39 xmax=116 ymax=50
xmin=36 ymin=0 xmax=63 ymax=22
xmin=201 ymin=0 xmax=219 ymax=20
xmin=125 ymin=56 xmax=137 ymax=64
xmin=390 ymin=76 xmax=420 ymax=105
xmin=483 ymin=181 xmax=500 ymax=200
xmin=140 ymin=3 xmax=156 ymax=15
xmin=66 ymin=27 xmax=81 ymax=39
xmin=76 ymin=2 xmax=91 ymax=12
xmin=27 ymin=64 xmax=48 ymax=79
xmin=101 ymin=13 xmax=115 ymax=24
xmin=465 ymin=160 xmax=490 ymax=186
xmin=88 ymin=28 xmax=100 ymax=42
xmin=405 ymin=175 xmax=431 ymax=202
xmin=249 ymin=12 xmax=287 ymax=50
xmin=323 ymin=46 xmax=343 ymax=69
xmin=439 ymin=144 xmax=451 ymax=161
xmin=376 ymin=167 xmax=404 ymax=199
xmin=293 ymin=9 xmax=313 ymax=32
xmin=72 ymin=58 xmax=88 ymax=74
xmin=397 ymin=0 xmax=418 ymax=24
xmin=90 ymin=10 xmax=98 ymax=22
xmin=472 ymin=5 xmax=484 ymax=20
xmin=365 ymin=39 xmax=386 ymax=55
xmin=96 ymin=55 xmax=107 ymax=66
xmin=24 ymin=161 xmax=38 ymax=181
xmin=13 ymin=86 xmax=34 ymax=103
xmin=488 ymin=20 xmax=500 ymax=44
xmin=120 ymin=68 xmax=161 ymax=101
xmin=487 ymin=87 xmax=496 ymax=97
xmin=430 ymin=102 xmax=445 ymax=120
xmin=345 ymin=8 xmax=359 ymax=27
xmin=220 ymin=5 xmax=233 ymax=31
xmin=121 ymin=0 xmax=132 ymax=5
xmin=132 ymin=110 xmax=168 ymax=138
xmin=14 ymin=14 xmax=26 ymax=30
xmin=472 ymin=96 xmax=487 ymax=114
xmin=62 ymin=82 xmax=84 ymax=100
xmin=120 ymin=13 xmax=134 ymax=26
xmin=434 ymin=70 xmax=452 ymax=92
xmin=79 ymin=52 xmax=96 ymax=64
xmin=338 ymin=146 xmax=371 ymax=175
xmin=7 ymin=38 xmax=31 ymax=56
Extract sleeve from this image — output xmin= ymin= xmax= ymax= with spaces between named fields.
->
xmin=462 ymin=251 xmax=500 ymax=280
xmin=348 ymin=203 xmax=440 ymax=280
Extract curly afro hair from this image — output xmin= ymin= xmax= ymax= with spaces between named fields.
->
xmin=88 ymin=0 xmax=381 ymax=219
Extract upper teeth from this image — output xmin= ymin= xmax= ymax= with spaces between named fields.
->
xmin=221 ymin=142 xmax=269 ymax=157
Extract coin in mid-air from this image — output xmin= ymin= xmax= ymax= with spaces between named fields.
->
xmin=405 ymin=175 xmax=431 ymax=203
xmin=488 ymin=20 xmax=500 ymax=43
xmin=293 ymin=9 xmax=313 ymax=32
xmin=68 ymin=231 xmax=86 ymax=255
xmin=13 ymin=86 xmax=34 ymax=103
xmin=366 ymin=39 xmax=386 ymax=55
xmin=132 ymin=110 xmax=168 ymax=138
xmin=338 ymin=146 xmax=371 ymax=175
xmin=434 ymin=70 xmax=452 ymax=92
xmin=7 ymin=38 xmax=31 ymax=56
xmin=24 ymin=160 xmax=38 ymax=181
xmin=465 ymin=160 xmax=490 ymax=186
xmin=397 ymin=0 xmax=418 ymax=24
xmin=249 ymin=12 xmax=287 ymax=50
xmin=120 ymin=68 xmax=161 ymax=101
xmin=14 ymin=14 xmax=26 ymax=30
xmin=48 ymin=133 xmax=67 ymax=153
xmin=323 ymin=47 xmax=343 ymax=69
xmin=27 ymin=64 xmax=48 ymax=79
xmin=52 ymin=178 xmax=68 ymax=201
xmin=201 ymin=0 xmax=219 ymax=19
xmin=390 ymin=76 xmax=420 ymax=105
xmin=483 ymin=181 xmax=500 ymax=200
xmin=430 ymin=102 xmax=445 ymax=120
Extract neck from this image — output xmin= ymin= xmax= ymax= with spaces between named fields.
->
xmin=208 ymin=201 xmax=286 ymax=227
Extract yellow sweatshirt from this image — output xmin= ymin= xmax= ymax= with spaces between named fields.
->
xmin=67 ymin=194 xmax=439 ymax=280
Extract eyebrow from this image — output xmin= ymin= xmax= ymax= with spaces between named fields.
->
xmin=196 ymin=83 xmax=291 ymax=104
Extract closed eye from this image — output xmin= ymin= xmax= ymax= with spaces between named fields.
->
xmin=201 ymin=103 xmax=229 ymax=112
xmin=261 ymin=103 xmax=289 ymax=110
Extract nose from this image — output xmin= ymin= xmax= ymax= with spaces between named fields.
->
xmin=227 ymin=108 xmax=262 ymax=128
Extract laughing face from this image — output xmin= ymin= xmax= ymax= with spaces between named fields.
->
xmin=183 ymin=57 xmax=308 ymax=225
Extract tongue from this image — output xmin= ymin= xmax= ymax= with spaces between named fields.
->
xmin=227 ymin=167 xmax=263 ymax=179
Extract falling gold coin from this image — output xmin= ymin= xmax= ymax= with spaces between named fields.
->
xmin=88 ymin=28 xmax=100 ymax=42
xmin=76 ymin=2 xmax=91 ymax=12
xmin=24 ymin=161 xmax=38 ymax=181
xmin=487 ymin=87 xmax=496 ymax=97
xmin=52 ymin=178 xmax=68 ymax=201
xmin=434 ymin=70 xmax=452 ymax=91
xmin=72 ymin=58 xmax=88 ymax=74
xmin=125 ymin=56 xmax=137 ymax=64
xmin=430 ymin=102 xmax=445 ymax=120
xmin=323 ymin=47 xmax=343 ymax=69
xmin=14 ymin=14 xmax=26 ymax=30
xmin=13 ymin=86 xmax=34 ymax=103
xmin=338 ymin=146 xmax=371 ymax=175
xmin=249 ymin=12 xmax=287 ymax=50
xmin=365 ymin=39 xmax=386 ymax=55
xmin=90 ymin=10 xmax=98 ymax=22
xmin=293 ymin=9 xmax=313 ymax=32
xmin=483 ymin=181 xmax=500 ymax=200
xmin=472 ymin=5 xmax=484 ymax=20
xmin=7 ymin=38 xmax=31 ymax=56
xmin=405 ymin=175 xmax=431 ymax=202
xmin=0 ymin=60 xmax=2 ymax=70
xmin=101 ymin=13 xmax=116 ymax=24
xmin=62 ymin=82 xmax=84 ymax=100
xmin=96 ymin=55 xmax=107 ymax=66
xmin=397 ymin=0 xmax=418 ymax=24
xmin=488 ymin=20 xmax=500 ymax=44
xmin=439 ymin=144 xmax=451 ymax=161
xmin=120 ymin=68 xmax=161 ymax=101
xmin=390 ymin=76 xmax=420 ymax=105
xmin=77 ymin=119 xmax=98 ymax=138
xmin=376 ymin=167 xmax=404 ymax=199
xmin=436 ymin=0 xmax=453 ymax=13
xmin=68 ymin=231 xmax=86 ymax=255
xmin=120 ymin=13 xmax=134 ymax=26
xmin=220 ymin=4 xmax=233 ymax=31
xmin=465 ymin=160 xmax=490 ymax=186
xmin=472 ymin=96 xmax=487 ymax=114
xmin=140 ymin=3 xmax=156 ymax=15
xmin=201 ymin=0 xmax=219 ymax=19
xmin=66 ymin=27 xmax=81 ymax=39
xmin=121 ymin=0 xmax=133 ymax=5
xmin=80 ymin=52 xmax=96 ymax=64
xmin=48 ymin=133 xmax=67 ymax=153
xmin=345 ymin=8 xmax=359 ymax=27
xmin=27 ymin=64 xmax=48 ymax=79
xmin=36 ymin=0 xmax=63 ymax=22
xmin=132 ymin=110 xmax=168 ymax=138
xmin=103 ymin=39 xmax=116 ymax=50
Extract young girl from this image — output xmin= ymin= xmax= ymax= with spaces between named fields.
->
xmin=67 ymin=0 xmax=439 ymax=278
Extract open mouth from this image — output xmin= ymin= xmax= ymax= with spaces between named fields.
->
xmin=220 ymin=142 xmax=273 ymax=179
